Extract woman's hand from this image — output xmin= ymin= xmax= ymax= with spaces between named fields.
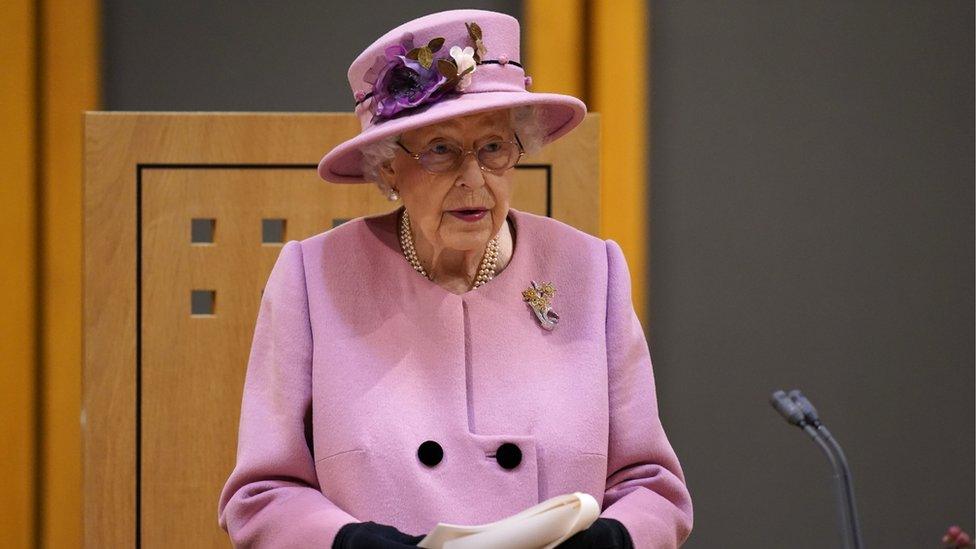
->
xmin=555 ymin=518 xmax=635 ymax=549
xmin=332 ymin=520 xmax=426 ymax=548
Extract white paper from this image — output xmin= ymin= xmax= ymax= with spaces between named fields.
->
xmin=416 ymin=492 xmax=600 ymax=549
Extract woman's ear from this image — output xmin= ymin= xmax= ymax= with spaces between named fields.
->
xmin=379 ymin=159 xmax=396 ymax=186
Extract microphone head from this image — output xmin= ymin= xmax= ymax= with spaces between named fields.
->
xmin=770 ymin=390 xmax=807 ymax=427
xmin=787 ymin=389 xmax=822 ymax=424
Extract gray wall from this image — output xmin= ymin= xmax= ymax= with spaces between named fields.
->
xmin=103 ymin=1 xmax=974 ymax=547
xmin=102 ymin=1 xmax=520 ymax=110
xmin=650 ymin=1 xmax=974 ymax=547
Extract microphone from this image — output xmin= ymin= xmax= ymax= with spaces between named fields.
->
xmin=787 ymin=390 xmax=864 ymax=549
xmin=769 ymin=389 xmax=864 ymax=549
xmin=770 ymin=390 xmax=807 ymax=427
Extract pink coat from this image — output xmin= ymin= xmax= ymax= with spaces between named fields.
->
xmin=217 ymin=206 xmax=693 ymax=548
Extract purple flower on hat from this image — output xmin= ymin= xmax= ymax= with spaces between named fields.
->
xmin=360 ymin=21 xmax=487 ymax=122
xmin=368 ymin=44 xmax=449 ymax=119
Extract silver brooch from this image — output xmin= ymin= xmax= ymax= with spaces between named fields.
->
xmin=522 ymin=280 xmax=559 ymax=331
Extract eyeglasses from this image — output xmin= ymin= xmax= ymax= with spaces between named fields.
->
xmin=396 ymin=133 xmax=525 ymax=174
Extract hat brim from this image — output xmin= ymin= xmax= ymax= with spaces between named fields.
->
xmin=317 ymin=91 xmax=587 ymax=183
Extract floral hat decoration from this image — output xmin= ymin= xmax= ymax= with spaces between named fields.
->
xmin=317 ymin=9 xmax=587 ymax=184
xmin=361 ymin=22 xmax=485 ymax=120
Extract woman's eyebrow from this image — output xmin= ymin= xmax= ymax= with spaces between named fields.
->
xmin=422 ymin=130 xmax=461 ymax=145
xmin=423 ymin=129 xmax=508 ymax=145
xmin=424 ymin=134 xmax=458 ymax=144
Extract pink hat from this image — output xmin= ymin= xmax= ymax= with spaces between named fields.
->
xmin=317 ymin=9 xmax=587 ymax=184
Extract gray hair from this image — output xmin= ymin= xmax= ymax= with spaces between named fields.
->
xmin=359 ymin=104 xmax=549 ymax=199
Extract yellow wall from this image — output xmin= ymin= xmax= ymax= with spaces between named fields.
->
xmin=0 ymin=1 xmax=99 ymax=547
xmin=525 ymin=0 xmax=651 ymax=322
xmin=0 ymin=1 xmax=39 ymax=544
xmin=40 ymin=1 xmax=100 ymax=546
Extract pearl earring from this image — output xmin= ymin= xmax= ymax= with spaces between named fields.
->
xmin=387 ymin=186 xmax=400 ymax=201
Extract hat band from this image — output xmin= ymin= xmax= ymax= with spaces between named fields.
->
xmin=353 ymin=59 xmax=525 ymax=108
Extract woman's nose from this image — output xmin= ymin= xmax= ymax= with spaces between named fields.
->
xmin=455 ymin=151 xmax=486 ymax=189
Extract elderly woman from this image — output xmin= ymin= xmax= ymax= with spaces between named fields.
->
xmin=217 ymin=9 xmax=692 ymax=549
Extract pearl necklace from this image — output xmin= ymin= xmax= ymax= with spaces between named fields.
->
xmin=398 ymin=209 xmax=499 ymax=290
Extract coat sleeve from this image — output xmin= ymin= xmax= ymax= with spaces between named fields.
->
xmin=217 ymin=240 xmax=359 ymax=548
xmin=597 ymin=239 xmax=694 ymax=548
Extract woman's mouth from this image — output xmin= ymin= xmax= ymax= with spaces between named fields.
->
xmin=447 ymin=208 xmax=488 ymax=222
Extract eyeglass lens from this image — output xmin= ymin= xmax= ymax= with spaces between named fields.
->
xmin=419 ymin=140 xmax=521 ymax=173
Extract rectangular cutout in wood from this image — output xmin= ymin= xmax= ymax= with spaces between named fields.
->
xmin=190 ymin=290 xmax=216 ymax=316
xmin=191 ymin=218 xmax=215 ymax=243
xmin=262 ymin=218 xmax=286 ymax=243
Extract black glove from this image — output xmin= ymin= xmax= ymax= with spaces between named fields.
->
xmin=332 ymin=520 xmax=426 ymax=549
xmin=555 ymin=517 xmax=635 ymax=549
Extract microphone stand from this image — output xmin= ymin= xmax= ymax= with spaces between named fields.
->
xmin=788 ymin=390 xmax=864 ymax=549
xmin=770 ymin=390 xmax=864 ymax=549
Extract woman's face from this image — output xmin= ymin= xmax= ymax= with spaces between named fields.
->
xmin=382 ymin=108 xmax=516 ymax=253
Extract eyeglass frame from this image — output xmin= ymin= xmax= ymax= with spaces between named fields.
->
xmin=395 ymin=132 xmax=525 ymax=175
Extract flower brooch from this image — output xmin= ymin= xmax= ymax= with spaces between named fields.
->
xmin=359 ymin=22 xmax=488 ymax=122
xmin=522 ymin=280 xmax=559 ymax=331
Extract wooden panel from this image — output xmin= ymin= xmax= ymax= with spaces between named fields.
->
xmin=0 ymin=1 xmax=37 ymax=547
xmin=525 ymin=0 xmax=649 ymax=321
xmin=591 ymin=0 xmax=649 ymax=319
xmin=525 ymin=0 xmax=585 ymax=98
xmin=40 ymin=1 xmax=100 ymax=547
xmin=139 ymin=168 xmax=394 ymax=547
xmin=84 ymin=112 xmax=599 ymax=547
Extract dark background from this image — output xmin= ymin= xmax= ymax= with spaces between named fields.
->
xmin=650 ymin=2 xmax=974 ymax=547
xmin=102 ymin=1 xmax=975 ymax=547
